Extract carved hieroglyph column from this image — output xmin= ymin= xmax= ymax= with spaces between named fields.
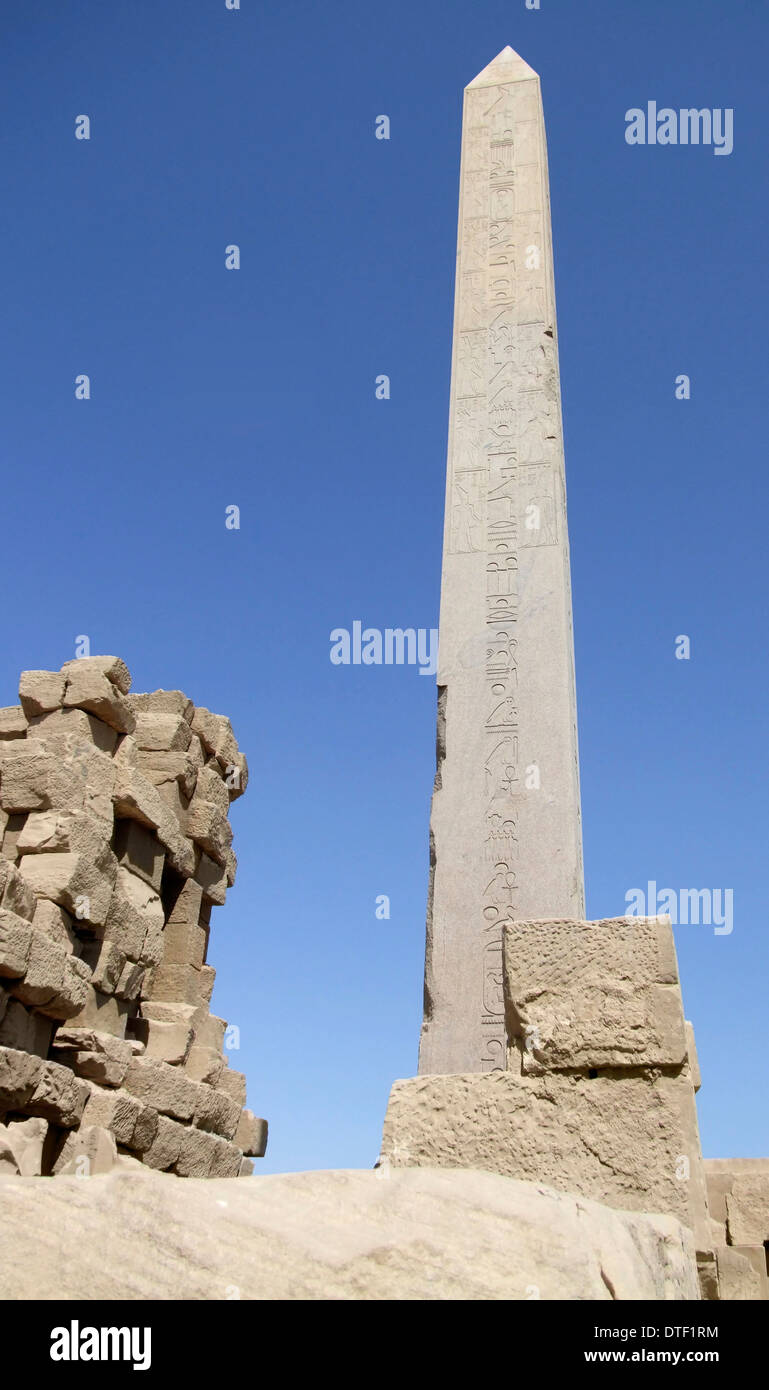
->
xmin=419 ymin=47 xmax=585 ymax=1076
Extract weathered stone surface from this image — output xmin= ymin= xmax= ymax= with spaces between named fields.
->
xmin=186 ymin=799 xmax=232 ymax=865
xmin=81 ymin=1086 xmax=144 ymax=1147
xmin=174 ymin=1123 xmax=219 ymax=1177
xmin=184 ymin=1044 xmax=224 ymax=1086
xmin=142 ymin=1113 xmax=185 ymax=1171
xmin=104 ymin=866 xmax=162 ymax=961
xmin=136 ymin=750 xmax=198 ymax=799
xmin=62 ymin=666 xmax=136 ymax=733
xmin=0 ymin=1167 xmax=700 ymax=1300
xmin=27 ymin=707 xmax=118 ymax=756
xmin=0 ymin=744 xmax=53 ymax=811
xmin=53 ymin=1028 xmax=133 ymax=1088
xmin=236 ymin=1108 xmax=268 ymax=1157
xmin=715 ymin=1245 xmax=765 ymax=1301
xmin=192 ymin=1084 xmax=240 ymax=1140
xmin=148 ymin=962 xmax=204 ymax=1006
xmin=685 ymin=1020 xmax=701 ymax=1092
xmin=52 ymin=1123 xmax=118 ymax=1176
xmin=124 ymin=1057 xmax=199 ymax=1121
xmin=128 ymin=690 xmax=193 ymax=722
xmin=0 ymin=998 xmax=54 ymax=1055
xmin=194 ymin=851 xmax=227 ymax=905
xmin=132 ymin=1002 xmax=195 ymax=1065
xmin=112 ymin=764 xmax=194 ymax=876
xmin=112 ymin=818 xmax=164 ymax=890
xmin=66 ymin=985 xmax=130 ymax=1038
xmin=26 ymin=1058 xmax=88 ymax=1127
xmin=724 ymin=1173 xmax=769 ymax=1247
xmin=0 ymin=860 xmax=35 ymax=920
xmin=0 ymin=706 xmax=27 ymax=740
xmin=18 ymin=847 xmax=116 ymax=927
xmin=502 ymin=917 xmax=687 ymax=1071
xmin=133 ymin=712 xmax=192 ymax=753
xmin=208 ymin=1135 xmax=242 ymax=1177
xmin=18 ymin=670 xmax=66 ymax=718
xmin=0 ymin=909 xmax=32 ymax=979
xmin=31 ymin=899 xmax=78 ymax=953
xmin=2 ymin=1116 xmax=48 ymax=1174
xmin=61 ymin=656 xmax=132 ymax=696
xmin=217 ymin=1066 xmax=247 ymax=1108
xmin=0 ymin=1045 xmax=42 ymax=1109
xmin=9 ymin=927 xmax=68 ymax=1007
xmin=17 ymin=809 xmax=111 ymax=861
xmin=381 ymin=1070 xmax=706 ymax=1241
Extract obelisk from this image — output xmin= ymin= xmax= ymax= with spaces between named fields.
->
xmin=419 ymin=46 xmax=584 ymax=1076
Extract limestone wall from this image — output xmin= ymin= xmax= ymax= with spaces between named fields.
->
xmin=0 ymin=656 xmax=266 ymax=1177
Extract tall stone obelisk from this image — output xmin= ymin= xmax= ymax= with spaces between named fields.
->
xmin=419 ymin=46 xmax=584 ymax=1076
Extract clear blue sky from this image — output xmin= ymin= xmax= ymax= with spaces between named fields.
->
xmin=1 ymin=0 xmax=766 ymax=1171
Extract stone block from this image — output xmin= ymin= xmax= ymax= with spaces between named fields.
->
xmin=44 ymin=955 xmax=91 ymax=1020
xmin=236 ymin=1108 xmax=268 ymax=1157
xmin=114 ymin=961 xmax=145 ymax=1001
xmin=381 ymin=1070 xmax=706 ymax=1244
xmin=80 ymin=939 xmax=126 ymax=996
xmin=131 ymin=1102 xmax=159 ymax=1153
xmin=148 ymin=962 xmax=204 ymax=1006
xmin=174 ymin=1124 xmax=219 ymax=1178
xmin=0 ymin=1132 xmax=19 ymax=1172
xmin=216 ymin=1066 xmax=247 ymax=1108
xmin=3 ymin=1116 xmax=48 ymax=1174
xmin=193 ymin=1084 xmax=241 ymax=1140
xmin=103 ymin=866 xmax=162 ymax=961
xmin=52 ymin=1027 xmax=133 ymax=1087
xmin=161 ymin=917 xmax=207 ymax=970
xmin=191 ymin=1009 xmax=226 ymax=1052
xmin=66 ymin=985 xmax=130 ymax=1038
xmin=136 ymin=750 xmax=198 ymax=800
xmin=62 ymin=666 xmax=135 ymax=733
xmin=725 ymin=1173 xmax=769 ymax=1247
xmin=81 ymin=1086 xmax=142 ymax=1146
xmin=9 ymin=928 xmax=68 ymax=1007
xmin=112 ymin=765 xmax=195 ymax=877
xmin=16 ymin=809 xmax=111 ymax=862
xmin=192 ymin=765 xmax=229 ymax=817
xmin=0 ymin=909 xmax=32 ymax=979
xmin=26 ymin=1058 xmax=88 ymax=1127
xmin=132 ymin=1002 xmax=195 ymax=1065
xmin=128 ymin=690 xmax=193 ymax=722
xmin=112 ymin=818 xmax=165 ymax=890
xmin=0 ymin=1045 xmax=43 ymax=1110
xmin=0 ymin=706 xmax=27 ymax=740
xmin=60 ymin=655 xmax=132 ymax=696
xmin=18 ymin=847 xmax=116 ymax=927
xmin=0 ymin=745 xmax=53 ymax=811
xmin=32 ymin=899 xmax=78 ymax=953
xmin=133 ymin=712 xmax=192 ymax=752
xmin=26 ymin=707 xmax=118 ymax=756
xmin=186 ymin=799 xmax=232 ymax=865
xmin=0 ymin=860 xmax=35 ymax=920
xmin=225 ymin=849 xmax=237 ymax=887
xmin=52 ymin=1124 xmax=118 ymax=1176
xmin=167 ymin=877 xmax=203 ymax=927
xmin=0 ymin=998 xmax=54 ymax=1056
xmin=716 ymin=1245 xmax=765 ymax=1301
xmin=685 ymin=1021 xmax=701 ymax=1092
xmin=238 ymin=1157 xmax=254 ymax=1177
xmin=124 ymin=1057 xmax=200 ymax=1121
xmin=18 ymin=670 xmax=66 ymax=718
xmin=208 ymin=1135 xmax=243 ymax=1177
xmin=199 ymin=965 xmax=216 ymax=1003
xmin=142 ymin=1113 xmax=185 ymax=1171
xmin=184 ymin=1045 xmax=224 ymax=1086
xmin=502 ymin=917 xmax=687 ymax=1072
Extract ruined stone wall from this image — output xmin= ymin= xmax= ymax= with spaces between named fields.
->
xmin=0 ymin=655 xmax=266 ymax=1177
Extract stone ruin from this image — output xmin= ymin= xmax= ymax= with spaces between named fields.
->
xmin=0 ymin=655 xmax=266 ymax=1178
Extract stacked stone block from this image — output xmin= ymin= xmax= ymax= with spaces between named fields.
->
xmin=0 ymin=656 xmax=267 ymax=1178
xmin=704 ymin=1159 xmax=769 ymax=1300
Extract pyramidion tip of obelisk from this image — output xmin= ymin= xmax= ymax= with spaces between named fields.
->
xmin=466 ymin=45 xmax=539 ymax=88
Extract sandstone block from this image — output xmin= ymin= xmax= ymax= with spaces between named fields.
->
xmin=18 ymin=670 xmax=66 ymax=718
xmin=716 ymin=1245 xmax=765 ymax=1300
xmin=124 ymin=1057 xmax=200 ymax=1121
xmin=0 ymin=706 xmax=27 ymax=740
xmin=184 ymin=1045 xmax=224 ymax=1086
xmin=194 ymin=851 xmax=227 ymax=906
xmin=199 ymin=964 xmax=216 ymax=1003
xmin=193 ymin=1084 xmax=241 ymax=1140
xmin=191 ymin=1010 xmax=226 ymax=1052
xmin=79 ymin=939 xmax=126 ymax=996
xmin=9 ymin=928 xmax=67 ymax=1007
xmin=52 ymin=1124 xmax=118 ymax=1176
xmin=18 ymin=847 xmax=116 ymax=927
xmin=81 ymin=1086 xmax=142 ymax=1146
xmin=0 ymin=999 xmax=54 ymax=1056
xmin=133 ymin=711 xmax=192 ymax=752
xmin=381 ymin=1070 xmax=705 ymax=1242
xmin=104 ymin=866 xmax=162 ymax=961
xmin=136 ymin=750 xmax=198 ymax=800
xmin=112 ymin=818 xmax=165 ymax=890
xmin=26 ymin=707 xmax=118 ymax=756
xmin=0 ymin=1045 xmax=43 ymax=1109
xmin=502 ymin=917 xmax=687 ymax=1072
xmin=161 ymin=917 xmax=207 ymax=970
xmin=236 ymin=1108 xmax=268 ymax=1157
xmin=0 ymin=745 xmax=53 ymax=811
xmin=133 ymin=1002 xmax=195 ymax=1065
xmin=208 ymin=1135 xmax=243 ymax=1177
xmin=26 ymin=1058 xmax=88 ymax=1127
xmin=61 ymin=655 xmax=132 ymax=696
xmin=167 ymin=877 xmax=203 ymax=927
xmin=225 ymin=848 xmax=237 ymax=887
xmin=62 ymin=666 xmax=135 ymax=733
xmin=128 ymin=690 xmax=193 ymax=722
xmin=217 ymin=1066 xmax=247 ymax=1108
xmin=112 ymin=765 xmax=195 ymax=876
xmin=114 ymin=961 xmax=145 ymax=1001
xmin=0 ymin=860 xmax=35 ymax=920
xmin=16 ymin=809 xmax=111 ymax=861
xmin=174 ymin=1123 xmax=219 ymax=1177
xmin=142 ymin=1113 xmax=185 ymax=1171
xmin=725 ymin=1174 xmax=769 ymax=1247
xmin=149 ymin=962 xmax=204 ymax=1006
xmin=45 ymin=955 xmax=92 ymax=1020
xmin=0 ymin=909 xmax=32 ymax=978
xmin=32 ymin=899 xmax=78 ymax=953
xmin=186 ymin=799 xmax=232 ymax=865
xmin=66 ymin=985 xmax=130 ymax=1038
xmin=3 ymin=1116 xmax=48 ymax=1175
xmin=238 ymin=1157 xmax=254 ymax=1177
xmin=192 ymin=765 xmax=229 ymax=817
